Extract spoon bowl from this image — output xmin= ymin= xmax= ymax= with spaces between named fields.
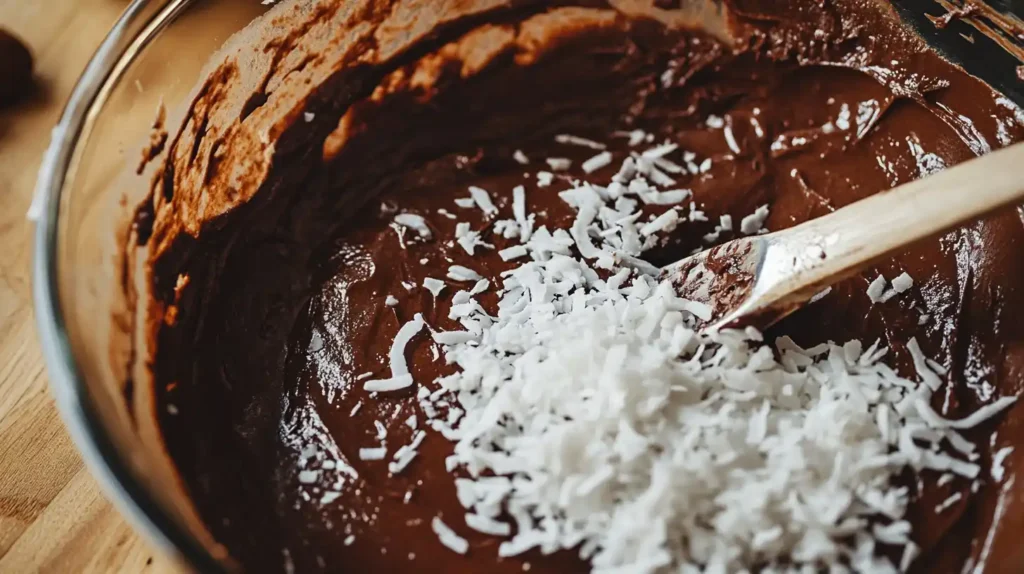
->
xmin=661 ymin=142 xmax=1024 ymax=332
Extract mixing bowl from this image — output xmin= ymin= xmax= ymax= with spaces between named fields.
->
xmin=30 ymin=0 xmax=1024 ymax=571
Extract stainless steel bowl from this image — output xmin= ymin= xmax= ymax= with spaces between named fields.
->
xmin=32 ymin=1 xmax=266 ymax=570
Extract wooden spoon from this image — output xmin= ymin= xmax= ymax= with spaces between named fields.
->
xmin=660 ymin=142 xmax=1024 ymax=332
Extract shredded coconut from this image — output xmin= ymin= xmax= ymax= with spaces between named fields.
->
xmin=740 ymin=204 xmax=770 ymax=234
xmin=363 ymin=314 xmax=424 ymax=392
xmin=468 ymin=186 xmax=499 ymax=215
xmin=466 ymin=513 xmax=512 ymax=536
xmin=639 ymin=210 xmax=680 ymax=236
xmin=891 ymin=272 xmax=913 ymax=293
xmin=432 ymin=517 xmax=469 ymax=554
xmin=613 ymin=129 xmax=648 ymax=146
xmin=359 ymin=447 xmax=387 ymax=461
xmin=546 ymin=158 xmax=572 ymax=171
xmin=448 ymin=265 xmax=484 ymax=282
xmin=935 ymin=492 xmax=962 ymax=513
xmin=394 ymin=213 xmax=433 ymax=239
xmin=582 ymin=151 xmax=613 ymax=174
xmin=867 ymin=275 xmax=887 ymax=303
xmin=555 ymin=134 xmax=607 ymax=150
xmin=423 ymin=278 xmax=446 ymax=298
xmin=992 ymin=446 xmax=1014 ymax=482
xmin=355 ymin=137 xmax=1017 ymax=573
xmin=500 ymin=245 xmax=529 ymax=261
xmin=455 ymin=222 xmax=493 ymax=255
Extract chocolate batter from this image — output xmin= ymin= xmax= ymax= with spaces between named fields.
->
xmin=130 ymin=0 xmax=1024 ymax=571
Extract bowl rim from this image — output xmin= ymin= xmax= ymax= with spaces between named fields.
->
xmin=31 ymin=0 xmax=226 ymax=571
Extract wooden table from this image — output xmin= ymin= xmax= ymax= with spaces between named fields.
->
xmin=0 ymin=1 xmax=182 ymax=572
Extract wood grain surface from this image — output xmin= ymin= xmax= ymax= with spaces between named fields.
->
xmin=0 ymin=1 xmax=184 ymax=572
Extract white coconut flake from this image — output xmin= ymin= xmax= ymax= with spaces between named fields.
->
xmin=639 ymin=209 xmax=679 ymax=236
xmin=432 ymin=517 xmax=469 ymax=554
xmin=935 ymin=492 xmax=962 ymax=513
xmin=555 ymin=134 xmax=607 ymax=150
xmin=500 ymin=245 xmax=529 ymax=261
xmin=917 ymin=394 xmax=1018 ymax=429
xmin=992 ymin=446 xmax=1014 ymax=481
xmin=613 ymin=129 xmax=648 ymax=146
xmin=448 ymin=265 xmax=484 ymax=282
xmin=363 ymin=314 xmax=424 ymax=392
xmin=513 ymin=150 xmax=530 ymax=165
xmin=639 ymin=188 xmax=690 ymax=206
xmin=900 ymin=542 xmax=920 ymax=572
xmin=359 ymin=447 xmax=387 ymax=461
xmin=724 ymin=124 xmax=741 ymax=154
xmin=394 ymin=213 xmax=432 ymax=239
xmin=423 ymin=278 xmax=446 ymax=298
xmin=512 ymin=185 xmax=528 ymax=222
xmin=582 ymin=151 xmax=613 ymax=174
xmin=469 ymin=279 xmax=489 ymax=295
xmin=740 ymin=204 xmax=770 ymax=234
xmin=465 ymin=513 xmax=512 ymax=536
xmin=455 ymin=223 xmax=492 ymax=255
xmin=570 ymin=205 xmax=604 ymax=259
xmin=546 ymin=158 xmax=572 ymax=171
xmin=390 ymin=443 xmax=419 ymax=474
xmin=468 ymin=186 xmax=498 ymax=215
xmin=867 ymin=275 xmax=887 ymax=303
xmin=363 ymin=375 xmax=413 ymax=393
xmin=892 ymin=272 xmax=913 ymax=293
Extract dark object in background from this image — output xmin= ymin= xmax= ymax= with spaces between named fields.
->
xmin=0 ymin=28 xmax=33 ymax=108
xmin=894 ymin=0 xmax=1024 ymax=104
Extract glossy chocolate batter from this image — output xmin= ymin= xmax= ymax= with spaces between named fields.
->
xmin=131 ymin=0 xmax=1024 ymax=571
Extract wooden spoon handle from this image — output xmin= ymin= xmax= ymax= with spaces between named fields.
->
xmin=776 ymin=142 xmax=1024 ymax=288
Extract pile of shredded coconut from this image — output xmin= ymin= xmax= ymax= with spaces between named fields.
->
xmin=369 ymin=133 xmax=1016 ymax=572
